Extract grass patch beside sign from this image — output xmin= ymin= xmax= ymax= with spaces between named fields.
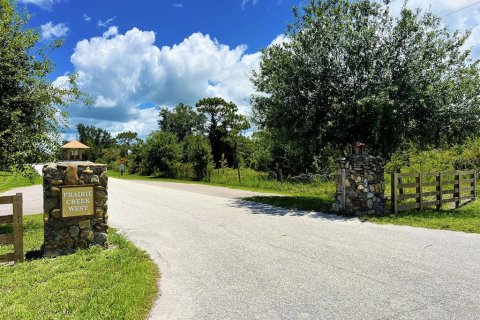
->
xmin=0 ymin=170 xmax=41 ymax=193
xmin=0 ymin=214 xmax=158 ymax=320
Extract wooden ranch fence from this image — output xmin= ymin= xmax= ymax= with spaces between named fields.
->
xmin=0 ymin=193 xmax=24 ymax=264
xmin=391 ymin=170 xmax=476 ymax=214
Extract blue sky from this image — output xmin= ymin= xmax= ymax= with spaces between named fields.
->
xmin=17 ymin=0 xmax=480 ymax=139
xmin=25 ymin=0 xmax=299 ymax=81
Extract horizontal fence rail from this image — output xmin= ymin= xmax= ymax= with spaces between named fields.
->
xmin=0 ymin=193 xmax=24 ymax=264
xmin=391 ymin=170 xmax=476 ymax=214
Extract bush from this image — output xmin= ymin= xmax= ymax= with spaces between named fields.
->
xmin=385 ymin=139 xmax=480 ymax=174
xmin=127 ymin=141 xmax=146 ymax=174
xmin=167 ymin=162 xmax=196 ymax=180
xmin=184 ymin=135 xmax=213 ymax=181
xmin=142 ymin=131 xmax=182 ymax=175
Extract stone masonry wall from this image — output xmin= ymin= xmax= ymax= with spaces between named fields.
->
xmin=42 ymin=162 xmax=108 ymax=257
xmin=332 ymin=154 xmax=385 ymax=215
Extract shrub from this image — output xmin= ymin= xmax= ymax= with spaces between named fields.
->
xmin=385 ymin=138 xmax=480 ymax=174
xmin=167 ymin=162 xmax=196 ymax=180
xmin=183 ymin=135 xmax=213 ymax=181
xmin=142 ymin=131 xmax=182 ymax=175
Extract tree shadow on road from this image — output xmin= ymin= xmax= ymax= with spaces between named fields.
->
xmin=231 ymin=196 xmax=356 ymax=222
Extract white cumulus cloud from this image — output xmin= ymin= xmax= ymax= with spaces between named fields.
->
xmin=18 ymin=0 xmax=62 ymax=10
xmin=97 ymin=17 xmax=116 ymax=29
xmin=83 ymin=14 xmax=91 ymax=22
xmin=241 ymin=0 xmax=259 ymax=10
xmin=102 ymin=26 xmax=118 ymax=38
xmin=60 ymin=27 xmax=269 ymax=137
xmin=269 ymin=34 xmax=290 ymax=46
xmin=40 ymin=22 xmax=69 ymax=40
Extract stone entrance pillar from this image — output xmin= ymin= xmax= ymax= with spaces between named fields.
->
xmin=332 ymin=144 xmax=385 ymax=215
xmin=42 ymin=162 xmax=109 ymax=257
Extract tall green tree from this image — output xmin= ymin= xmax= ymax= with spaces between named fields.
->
xmin=252 ymin=0 xmax=480 ymax=172
xmin=158 ymin=103 xmax=206 ymax=141
xmin=116 ymin=131 xmax=139 ymax=157
xmin=142 ymin=131 xmax=182 ymax=175
xmin=0 ymin=0 xmax=89 ymax=170
xmin=196 ymin=97 xmax=250 ymax=167
xmin=183 ymin=134 xmax=213 ymax=181
xmin=76 ymin=124 xmax=114 ymax=161
xmin=225 ymin=112 xmax=249 ymax=182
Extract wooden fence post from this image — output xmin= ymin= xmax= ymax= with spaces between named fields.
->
xmin=397 ymin=168 xmax=403 ymax=196
xmin=454 ymin=171 xmax=460 ymax=208
xmin=12 ymin=193 xmax=24 ymax=263
xmin=472 ymin=171 xmax=476 ymax=201
xmin=436 ymin=172 xmax=442 ymax=210
xmin=391 ymin=172 xmax=397 ymax=214
xmin=341 ymin=168 xmax=346 ymax=210
xmin=416 ymin=173 xmax=423 ymax=211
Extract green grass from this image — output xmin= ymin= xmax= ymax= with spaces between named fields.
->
xmin=0 ymin=214 xmax=158 ymax=320
xmin=109 ymin=168 xmax=336 ymax=196
xmin=0 ymin=170 xmax=42 ymax=193
xmin=365 ymin=200 xmax=480 ymax=233
xmin=110 ymin=168 xmax=480 ymax=233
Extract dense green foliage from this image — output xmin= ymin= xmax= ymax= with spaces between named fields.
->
xmin=0 ymin=0 xmax=89 ymax=170
xmin=196 ymin=97 xmax=250 ymax=167
xmin=0 ymin=214 xmax=158 ymax=320
xmin=183 ymin=134 xmax=213 ymax=180
xmin=115 ymin=97 xmax=250 ymax=181
xmin=143 ymin=131 xmax=182 ymax=175
xmin=116 ymin=131 xmax=139 ymax=157
xmin=159 ymin=103 xmax=205 ymax=141
xmin=76 ymin=124 xmax=116 ymax=162
xmin=386 ymin=139 xmax=480 ymax=174
xmin=251 ymin=0 xmax=480 ymax=174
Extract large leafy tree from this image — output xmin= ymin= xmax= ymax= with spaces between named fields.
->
xmin=142 ymin=131 xmax=182 ymax=175
xmin=76 ymin=124 xmax=115 ymax=161
xmin=252 ymin=0 xmax=480 ymax=171
xmin=116 ymin=131 xmax=139 ymax=157
xmin=225 ymin=111 xmax=249 ymax=181
xmin=183 ymin=134 xmax=213 ymax=181
xmin=158 ymin=103 xmax=206 ymax=141
xmin=0 ymin=0 xmax=89 ymax=170
xmin=196 ymin=97 xmax=250 ymax=168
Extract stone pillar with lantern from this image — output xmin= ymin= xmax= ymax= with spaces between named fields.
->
xmin=61 ymin=140 xmax=89 ymax=161
xmin=332 ymin=142 xmax=385 ymax=215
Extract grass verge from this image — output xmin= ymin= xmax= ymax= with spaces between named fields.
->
xmin=364 ymin=200 xmax=480 ymax=233
xmin=0 ymin=214 xmax=158 ymax=320
xmin=108 ymin=168 xmax=336 ymax=196
xmin=0 ymin=170 xmax=41 ymax=193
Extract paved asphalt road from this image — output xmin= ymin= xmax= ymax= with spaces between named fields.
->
xmin=0 ymin=185 xmax=43 ymax=216
xmin=106 ymin=178 xmax=480 ymax=320
xmin=2 ymin=177 xmax=480 ymax=319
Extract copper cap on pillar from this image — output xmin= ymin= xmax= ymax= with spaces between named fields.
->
xmin=349 ymin=142 xmax=366 ymax=155
xmin=61 ymin=140 xmax=90 ymax=160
